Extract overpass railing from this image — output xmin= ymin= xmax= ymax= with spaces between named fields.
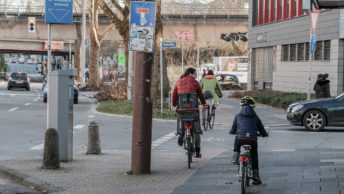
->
xmin=0 ymin=4 xmax=248 ymax=16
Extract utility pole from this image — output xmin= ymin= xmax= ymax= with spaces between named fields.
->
xmin=81 ymin=0 xmax=86 ymax=86
xmin=160 ymin=38 xmax=163 ymax=113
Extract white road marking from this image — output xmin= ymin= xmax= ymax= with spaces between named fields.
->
xmin=30 ymin=143 xmax=44 ymax=150
xmin=152 ymin=132 xmax=175 ymax=149
xmin=88 ymin=115 xmax=95 ymax=118
xmin=24 ymin=103 xmax=31 ymax=106
xmin=272 ymin=149 xmax=295 ymax=152
xmin=8 ymin=107 xmax=18 ymax=112
xmin=320 ymin=159 xmax=344 ymax=164
xmin=74 ymin=124 xmax=85 ymax=129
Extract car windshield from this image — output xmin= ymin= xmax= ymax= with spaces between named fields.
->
xmin=335 ymin=93 xmax=344 ymax=99
xmin=11 ymin=73 xmax=27 ymax=79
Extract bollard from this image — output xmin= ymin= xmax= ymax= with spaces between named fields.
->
xmin=42 ymin=128 xmax=60 ymax=170
xmin=87 ymin=121 xmax=101 ymax=154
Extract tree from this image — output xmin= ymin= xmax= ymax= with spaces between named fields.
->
xmin=88 ymin=0 xmax=115 ymax=89
xmin=98 ymin=0 xmax=169 ymax=107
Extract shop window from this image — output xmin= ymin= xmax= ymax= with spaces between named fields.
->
xmin=305 ymin=42 xmax=310 ymax=60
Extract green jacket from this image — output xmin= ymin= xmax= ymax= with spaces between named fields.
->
xmin=201 ymin=75 xmax=223 ymax=103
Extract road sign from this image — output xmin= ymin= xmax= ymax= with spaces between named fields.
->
xmin=310 ymin=10 xmax=320 ymax=34
xmin=45 ymin=0 xmax=73 ymax=24
xmin=311 ymin=34 xmax=317 ymax=53
xmin=162 ymin=42 xmax=176 ymax=47
xmin=129 ymin=1 xmax=156 ymax=53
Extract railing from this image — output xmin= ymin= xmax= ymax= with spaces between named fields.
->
xmin=0 ymin=4 xmax=248 ymax=16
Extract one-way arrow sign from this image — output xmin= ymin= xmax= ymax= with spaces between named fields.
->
xmin=45 ymin=0 xmax=73 ymax=24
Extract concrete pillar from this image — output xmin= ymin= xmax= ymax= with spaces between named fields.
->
xmin=42 ymin=128 xmax=60 ymax=170
xmin=87 ymin=121 xmax=101 ymax=154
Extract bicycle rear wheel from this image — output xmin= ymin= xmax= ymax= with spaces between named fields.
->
xmin=187 ymin=137 xmax=192 ymax=169
xmin=209 ymin=113 xmax=215 ymax=129
xmin=241 ymin=164 xmax=247 ymax=194
xmin=203 ymin=108 xmax=209 ymax=131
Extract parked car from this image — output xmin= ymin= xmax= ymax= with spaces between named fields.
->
xmin=287 ymin=93 xmax=344 ymax=131
xmin=18 ymin=57 xmax=25 ymax=64
xmin=43 ymin=81 xmax=79 ymax=104
xmin=7 ymin=72 xmax=30 ymax=91
xmin=215 ymin=74 xmax=241 ymax=90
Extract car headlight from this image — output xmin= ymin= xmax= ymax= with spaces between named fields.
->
xmin=291 ymin=104 xmax=304 ymax=112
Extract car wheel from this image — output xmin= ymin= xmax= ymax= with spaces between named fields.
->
xmin=26 ymin=87 xmax=30 ymax=91
xmin=43 ymin=97 xmax=47 ymax=103
xmin=7 ymin=87 xmax=11 ymax=90
xmin=232 ymin=85 xmax=241 ymax=90
xmin=303 ymin=110 xmax=326 ymax=131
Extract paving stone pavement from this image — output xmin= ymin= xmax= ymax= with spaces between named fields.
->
xmin=0 ymin=149 xmax=224 ymax=194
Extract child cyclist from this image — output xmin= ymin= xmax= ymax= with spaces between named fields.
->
xmin=229 ymin=96 xmax=268 ymax=185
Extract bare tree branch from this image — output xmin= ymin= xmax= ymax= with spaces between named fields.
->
xmin=110 ymin=0 xmax=124 ymax=14
xmin=99 ymin=23 xmax=115 ymax=43
xmin=98 ymin=0 xmax=123 ymax=25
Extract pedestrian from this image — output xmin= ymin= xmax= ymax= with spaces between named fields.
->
xmin=313 ymin=74 xmax=322 ymax=99
xmin=317 ymin=73 xmax=331 ymax=98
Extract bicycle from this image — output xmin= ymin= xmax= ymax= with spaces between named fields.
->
xmin=202 ymin=92 xmax=215 ymax=131
xmin=237 ymin=145 xmax=252 ymax=194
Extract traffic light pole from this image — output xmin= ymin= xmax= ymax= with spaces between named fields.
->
xmin=47 ymin=23 xmax=52 ymax=129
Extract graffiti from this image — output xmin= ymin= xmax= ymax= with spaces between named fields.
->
xmin=221 ymin=32 xmax=248 ymax=42
xmin=174 ymin=31 xmax=193 ymax=40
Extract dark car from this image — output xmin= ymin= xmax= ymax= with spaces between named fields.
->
xmin=215 ymin=74 xmax=241 ymax=90
xmin=287 ymin=93 xmax=344 ymax=131
xmin=7 ymin=72 xmax=30 ymax=91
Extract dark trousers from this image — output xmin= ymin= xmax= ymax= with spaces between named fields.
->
xmin=233 ymin=137 xmax=259 ymax=170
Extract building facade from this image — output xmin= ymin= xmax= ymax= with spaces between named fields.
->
xmin=248 ymin=0 xmax=344 ymax=96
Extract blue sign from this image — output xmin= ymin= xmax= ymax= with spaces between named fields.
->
xmin=310 ymin=34 xmax=316 ymax=53
xmin=162 ymin=42 xmax=176 ymax=47
xmin=45 ymin=0 xmax=73 ymax=24
xmin=129 ymin=1 xmax=156 ymax=53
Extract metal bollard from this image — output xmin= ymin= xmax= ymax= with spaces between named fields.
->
xmin=87 ymin=121 xmax=101 ymax=154
xmin=42 ymin=128 xmax=60 ymax=170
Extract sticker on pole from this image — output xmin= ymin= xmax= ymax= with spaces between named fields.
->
xmin=310 ymin=34 xmax=316 ymax=53
xmin=129 ymin=1 xmax=156 ymax=53
xmin=310 ymin=10 xmax=320 ymax=34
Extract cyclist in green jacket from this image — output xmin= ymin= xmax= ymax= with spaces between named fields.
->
xmin=201 ymin=70 xmax=223 ymax=112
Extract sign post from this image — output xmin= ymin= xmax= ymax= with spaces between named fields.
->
xmin=45 ymin=0 xmax=73 ymax=162
xmin=130 ymin=1 xmax=156 ymax=175
xmin=307 ymin=10 xmax=319 ymax=100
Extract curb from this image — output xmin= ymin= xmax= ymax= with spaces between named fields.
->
xmin=0 ymin=165 xmax=60 ymax=193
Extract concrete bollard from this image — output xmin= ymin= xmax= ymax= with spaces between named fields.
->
xmin=42 ymin=128 xmax=60 ymax=170
xmin=87 ymin=121 xmax=101 ymax=154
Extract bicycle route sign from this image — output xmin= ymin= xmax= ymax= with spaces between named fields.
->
xmin=129 ymin=1 xmax=156 ymax=53
xmin=45 ymin=0 xmax=73 ymax=24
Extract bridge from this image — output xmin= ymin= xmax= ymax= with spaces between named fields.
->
xmin=0 ymin=3 xmax=248 ymax=55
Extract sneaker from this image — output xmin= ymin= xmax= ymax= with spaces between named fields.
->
xmin=195 ymin=153 xmax=202 ymax=158
xmin=252 ymin=170 xmax=262 ymax=185
xmin=231 ymin=152 xmax=239 ymax=165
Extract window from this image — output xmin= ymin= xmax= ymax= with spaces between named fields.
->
xmin=324 ymin=40 xmax=331 ymax=60
xmin=305 ymin=42 xmax=310 ymax=60
xmin=315 ymin=41 xmax=323 ymax=60
xmin=297 ymin=43 xmax=305 ymax=60
xmin=282 ymin=45 xmax=289 ymax=61
xmin=290 ymin=44 xmax=296 ymax=61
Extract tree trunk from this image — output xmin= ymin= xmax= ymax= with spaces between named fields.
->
xmin=89 ymin=32 xmax=101 ymax=89
xmin=74 ymin=23 xmax=82 ymax=82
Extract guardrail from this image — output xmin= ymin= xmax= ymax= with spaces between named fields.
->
xmin=0 ymin=4 xmax=248 ymax=16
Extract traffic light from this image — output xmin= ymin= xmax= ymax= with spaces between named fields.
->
xmin=28 ymin=17 xmax=36 ymax=33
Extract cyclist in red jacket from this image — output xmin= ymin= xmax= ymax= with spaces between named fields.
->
xmin=172 ymin=68 xmax=206 ymax=157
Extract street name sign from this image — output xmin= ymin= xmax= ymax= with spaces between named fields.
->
xmin=129 ymin=1 xmax=156 ymax=53
xmin=311 ymin=34 xmax=317 ymax=53
xmin=162 ymin=42 xmax=176 ymax=47
xmin=45 ymin=0 xmax=73 ymax=24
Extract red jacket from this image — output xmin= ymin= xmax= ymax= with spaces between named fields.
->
xmin=172 ymin=75 xmax=206 ymax=107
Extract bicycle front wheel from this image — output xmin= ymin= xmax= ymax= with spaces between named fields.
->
xmin=203 ymin=108 xmax=209 ymax=131
xmin=187 ymin=137 xmax=192 ymax=169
